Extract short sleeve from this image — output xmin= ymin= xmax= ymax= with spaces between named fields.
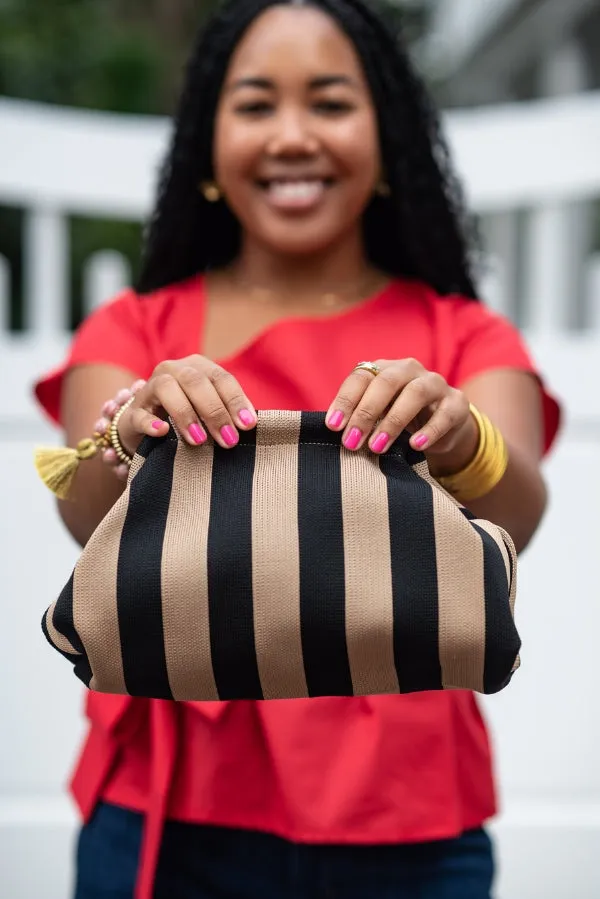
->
xmin=34 ymin=290 xmax=152 ymax=427
xmin=447 ymin=299 xmax=561 ymax=456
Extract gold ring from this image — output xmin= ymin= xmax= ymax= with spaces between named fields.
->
xmin=353 ymin=361 xmax=381 ymax=377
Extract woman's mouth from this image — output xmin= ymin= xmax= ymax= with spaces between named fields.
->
xmin=257 ymin=178 xmax=333 ymax=212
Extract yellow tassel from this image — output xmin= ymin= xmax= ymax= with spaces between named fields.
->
xmin=34 ymin=437 xmax=101 ymax=500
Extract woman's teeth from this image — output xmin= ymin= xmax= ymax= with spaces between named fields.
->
xmin=264 ymin=180 xmax=328 ymax=208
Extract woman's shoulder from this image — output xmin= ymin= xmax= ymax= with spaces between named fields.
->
xmin=108 ymin=274 xmax=202 ymax=318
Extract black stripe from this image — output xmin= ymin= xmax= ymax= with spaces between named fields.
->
xmin=472 ymin=523 xmax=521 ymax=694
xmin=51 ymin=571 xmax=85 ymax=655
xmin=379 ymin=453 xmax=442 ymax=693
xmin=136 ymin=431 xmax=170 ymax=460
xmin=42 ymin=576 xmax=93 ymax=687
xmin=207 ymin=429 xmax=263 ymax=700
xmin=116 ymin=436 xmax=176 ymax=699
xmin=390 ymin=430 xmax=424 ymax=468
xmin=298 ymin=412 xmax=353 ymax=698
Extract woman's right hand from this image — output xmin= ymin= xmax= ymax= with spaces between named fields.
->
xmin=118 ymin=355 xmax=257 ymax=455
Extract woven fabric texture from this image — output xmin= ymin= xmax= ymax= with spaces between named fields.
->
xmin=43 ymin=411 xmax=520 ymax=699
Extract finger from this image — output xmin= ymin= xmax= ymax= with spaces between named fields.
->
xmin=408 ymin=391 xmax=469 ymax=452
xmin=339 ymin=372 xmax=404 ymax=451
xmin=130 ymin=374 xmax=206 ymax=447
xmin=176 ymin=366 xmax=242 ymax=448
xmin=325 ymin=366 xmax=383 ymax=433
xmin=368 ymin=373 xmax=448 ymax=453
xmin=333 ymin=360 xmax=423 ymax=450
xmin=206 ymin=366 xmax=257 ymax=431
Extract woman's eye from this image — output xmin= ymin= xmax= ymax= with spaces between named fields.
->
xmin=235 ymin=101 xmax=272 ymax=115
xmin=314 ymin=100 xmax=354 ymax=114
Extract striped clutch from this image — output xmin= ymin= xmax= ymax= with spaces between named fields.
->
xmin=42 ymin=411 xmax=520 ymax=700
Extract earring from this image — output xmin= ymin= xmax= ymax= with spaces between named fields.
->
xmin=199 ymin=180 xmax=222 ymax=203
xmin=375 ymin=180 xmax=391 ymax=198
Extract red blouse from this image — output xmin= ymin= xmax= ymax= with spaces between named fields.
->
xmin=36 ymin=276 xmax=559 ymax=899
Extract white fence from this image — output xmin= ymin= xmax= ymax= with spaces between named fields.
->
xmin=1 ymin=94 xmax=599 ymax=899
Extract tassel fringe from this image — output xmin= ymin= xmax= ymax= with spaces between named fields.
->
xmin=34 ymin=437 xmax=102 ymax=500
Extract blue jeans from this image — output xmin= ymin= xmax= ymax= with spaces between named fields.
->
xmin=75 ymin=802 xmax=494 ymax=899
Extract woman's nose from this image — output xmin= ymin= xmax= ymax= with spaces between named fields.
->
xmin=265 ymin=109 xmax=319 ymax=157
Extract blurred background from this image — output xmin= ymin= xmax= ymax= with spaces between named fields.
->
xmin=1 ymin=1 xmax=599 ymax=896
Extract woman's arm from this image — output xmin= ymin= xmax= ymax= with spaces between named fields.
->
xmin=59 ymin=363 xmax=143 ymax=547
xmin=458 ymin=368 xmax=547 ymax=553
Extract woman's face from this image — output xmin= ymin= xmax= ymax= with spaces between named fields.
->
xmin=213 ymin=4 xmax=381 ymax=257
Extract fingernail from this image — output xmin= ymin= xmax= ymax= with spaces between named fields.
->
xmin=328 ymin=410 xmax=344 ymax=429
xmin=151 ymin=420 xmax=164 ymax=430
xmin=221 ymin=425 xmax=239 ymax=447
xmin=343 ymin=427 xmax=362 ymax=451
xmin=239 ymin=409 xmax=255 ymax=427
xmin=371 ymin=432 xmax=390 ymax=454
xmin=413 ymin=434 xmax=428 ymax=449
xmin=188 ymin=423 xmax=207 ymax=445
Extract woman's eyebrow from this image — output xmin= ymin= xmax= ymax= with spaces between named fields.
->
xmin=228 ymin=74 xmax=359 ymax=93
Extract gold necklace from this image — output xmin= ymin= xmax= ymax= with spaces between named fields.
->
xmin=227 ymin=270 xmax=385 ymax=309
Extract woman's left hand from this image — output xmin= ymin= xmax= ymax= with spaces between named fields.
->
xmin=326 ymin=358 xmax=476 ymax=462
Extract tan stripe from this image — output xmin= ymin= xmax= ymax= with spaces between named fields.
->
xmin=45 ymin=602 xmax=81 ymax=656
xmin=432 ymin=488 xmax=486 ymax=692
xmin=128 ymin=451 xmax=147 ymax=482
xmin=74 ymin=492 xmax=130 ymax=694
xmin=341 ymin=449 xmax=399 ymax=696
xmin=252 ymin=411 xmax=308 ymax=699
xmin=160 ymin=441 xmax=219 ymax=701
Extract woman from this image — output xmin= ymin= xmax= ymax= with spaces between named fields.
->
xmin=36 ymin=0 xmax=560 ymax=896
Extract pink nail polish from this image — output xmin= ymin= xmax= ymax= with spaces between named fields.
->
xmin=343 ymin=427 xmax=362 ymax=451
xmin=151 ymin=420 xmax=163 ymax=430
xmin=188 ymin=423 xmax=206 ymax=445
xmin=328 ymin=410 xmax=344 ymax=429
xmin=221 ymin=425 xmax=239 ymax=447
xmin=239 ymin=409 xmax=255 ymax=427
xmin=413 ymin=434 xmax=428 ymax=449
xmin=371 ymin=432 xmax=389 ymax=454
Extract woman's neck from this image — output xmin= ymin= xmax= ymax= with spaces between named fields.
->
xmin=230 ymin=232 xmax=378 ymax=301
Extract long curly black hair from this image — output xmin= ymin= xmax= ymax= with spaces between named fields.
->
xmin=137 ymin=0 xmax=479 ymax=299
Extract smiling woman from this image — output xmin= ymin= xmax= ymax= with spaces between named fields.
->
xmin=212 ymin=8 xmax=381 ymax=252
xmin=33 ymin=0 xmax=559 ymax=897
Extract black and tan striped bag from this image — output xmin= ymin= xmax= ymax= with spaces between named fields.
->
xmin=43 ymin=411 xmax=520 ymax=700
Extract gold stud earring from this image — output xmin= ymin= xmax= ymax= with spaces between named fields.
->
xmin=199 ymin=180 xmax=222 ymax=203
xmin=375 ymin=180 xmax=391 ymax=198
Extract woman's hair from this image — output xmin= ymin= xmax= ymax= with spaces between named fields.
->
xmin=137 ymin=0 xmax=480 ymax=299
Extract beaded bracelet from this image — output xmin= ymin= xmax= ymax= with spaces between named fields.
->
xmin=34 ymin=379 xmax=146 ymax=499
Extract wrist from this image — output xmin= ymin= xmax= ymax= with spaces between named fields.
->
xmin=426 ymin=411 xmax=479 ymax=478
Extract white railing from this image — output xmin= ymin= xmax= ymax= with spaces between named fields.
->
xmin=1 ymin=93 xmax=599 ymax=424
xmin=1 ymin=94 xmax=600 ymax=899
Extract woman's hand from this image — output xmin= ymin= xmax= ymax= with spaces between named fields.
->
xmin=118 ymin=355 xmax=257 ymax=456
xmin=326 ymin=358 xmax=478 ymax=471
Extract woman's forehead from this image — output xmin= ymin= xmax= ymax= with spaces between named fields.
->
xmin=225 ymin=6 xmax=365 ymax=83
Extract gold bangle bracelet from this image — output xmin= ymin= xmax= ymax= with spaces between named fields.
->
xmin=436 ymin=404 xmax=509 ymax=503
xmin=109 ymin=396 xmax=135 ymax=467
